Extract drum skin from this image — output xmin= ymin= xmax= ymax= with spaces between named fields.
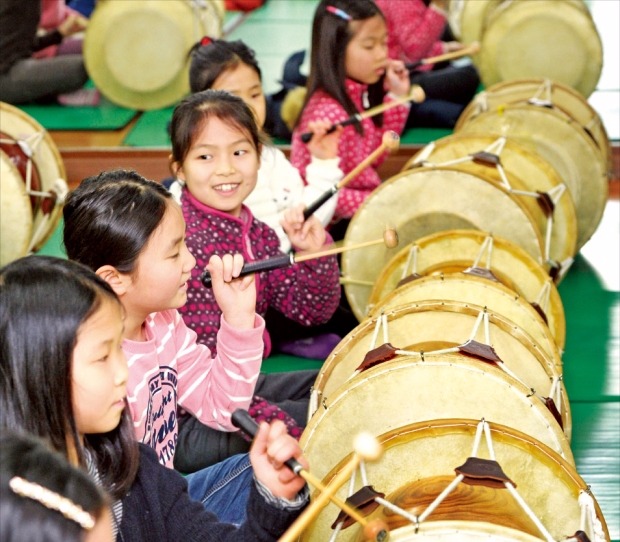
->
xmin=364 ymin=229 xmax=566 ymax=350
xmin=403 ymin=133 xmax=578 ymax=270
xmin=310 ymin=299 xmax=570 ymax=438
xmin=341 ymin=169 xmax=544 ymax=324
xmin=0 ymin=150 xmax=32 ymax=266
xmin=477 ymin=0 xmax=602 ymax=98
xmin=302 ymin=352 xmax=574 ymax=484
xmin=368 ymin=272 xmax=561 ymax=364
xmin=301 ymin=420 xmax=609 ymax=542
xmin=456 ymin=104 xmax=608 ymax=250
xmin=455 ymin=78 xmax=612 ymax=169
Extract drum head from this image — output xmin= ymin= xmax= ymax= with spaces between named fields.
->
xmin=301 ymin=420 xmax=609 ymax=542
xmin=302 ymin=353 xmax=574 ymax=486
xmin=84 ymin=0 xmax=225 ymax=110
xmin=341 ymin=168 xmax=543 ymax=323
xmin=447 ymin=0 xmax=497 ymax=44
xmin=478 ymin=0 xmax=603 ymax=97
xmin=0 ymin=150 xmax=32 ymax=266
xmin=456 ymin=104 xmax=608 ymax=249
xmin=404 ymin=134 xmax=578 ymax=269
xmin=369 ymin=272 xmax=561 ymax=364
xmin=0 ymin=102 xmax=66 ymax=253
xmin=456 ymin=78 xmax=612 ymax=168
xmin=312 ymin=300 xmax=569 ymax=437
xmin=368 ymin=230 xmax=566 ymax=350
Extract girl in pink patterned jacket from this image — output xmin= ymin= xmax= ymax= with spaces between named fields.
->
xmin=290 ymin=0 xmax=411 ymax=234
xmin=168 ymin=89 xmax=341 ymax=473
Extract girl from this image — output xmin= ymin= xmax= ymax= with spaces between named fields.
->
xmin=62 ymin=169 xmax=309 ymax=478
xmin=181 ymin=36 xmax=343 ymax=253
xmin=0 ymin=255 xmax=308 ymax=540
xmin=1 ymin=430 xmax=113 ymax=542
xmin=169 ymin=90 xmax=342 ymax=471
xmin=170 ymin=89 xmax=341 ymax=356
xmin=290 ymin=0 xmax=411 ymax=236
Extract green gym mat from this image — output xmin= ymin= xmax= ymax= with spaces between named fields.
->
xmin=399 ymin=127 xmax=453 ymax=145
xmin=19 ymin=96 xmax=137 ymax=131
xmin=123 ymin=107 xmax=174 ymax=148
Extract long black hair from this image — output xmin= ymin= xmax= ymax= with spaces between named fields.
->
xmin=0 ymin=255 xmax=139 ymax=499
xmin=300 ymin=0 xmax=386 ymax=134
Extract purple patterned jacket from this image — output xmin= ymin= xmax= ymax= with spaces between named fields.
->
xmin=180 ymin=189 xmax=341 ymax=357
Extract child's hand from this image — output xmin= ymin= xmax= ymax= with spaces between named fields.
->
xmin=250 ymin=420 xmax=308 ymax=500
xmin=306 ymin=119 xmax=343 ymax=160
xmin=281 ymin=204 xmax=326 ymax=252
xmin=58 ymin=13 xmax=88 ymax=37
xmin=384 ymin=59 xmax=411 ymax=98
xmin=208 ymin=254 xmax=256 ymax=330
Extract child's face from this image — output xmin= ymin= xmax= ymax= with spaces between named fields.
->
xmin=345 ymin=14 xmax=389 ymax=85
xmin=212 ymin=64 xmax=267 ymax=128
xmin=176 ymin=116 xmax=260 ymax=217
xmin=72 ymin=297 xmax=128 ymax=437
xmin=124 ymin=201 xmax=196 ymax=315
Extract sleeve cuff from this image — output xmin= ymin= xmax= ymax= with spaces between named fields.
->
xmin=254 ymin=477 xmax=310 ymax=510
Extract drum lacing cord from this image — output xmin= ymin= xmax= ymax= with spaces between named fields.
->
xmin=535 ymin=279 xmax=552 ymax=315
xmin=577 ymin=490 xmax=607 ymax=542
xmin=345 ymin=313 xmax=392 ymax=382
xmin=188 ymin=0 xmax=224 ymax=39
xmin=471 ymin=234 xmax=495 ymax=271
xmin=400 ymin=244 xmax=420 ymax=280
xmin=0 ymin=133 xmax=44 ymax=196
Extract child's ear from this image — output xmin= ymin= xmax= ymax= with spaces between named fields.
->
xmin=96 ymin=265 xmax=130 ymax=297
xmin=170 ymin=158 xmax=185 ymax=181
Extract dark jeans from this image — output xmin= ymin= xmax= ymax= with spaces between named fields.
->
xmin=174 ymin=369 xmax=318 ymax=474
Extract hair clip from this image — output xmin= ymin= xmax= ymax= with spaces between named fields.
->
xmin=9 ymin=476 xmax=96 ymax=530
xmin=326 ymin=5 xmax=352 ymax=21
xmin=200 ymin=36 xmax=212 ymax=47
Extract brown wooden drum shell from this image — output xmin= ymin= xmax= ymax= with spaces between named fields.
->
xmin=367 ymin=229 xmax=566 ymax=350
xmin=301 ymin=420 xmax=609 ymax=542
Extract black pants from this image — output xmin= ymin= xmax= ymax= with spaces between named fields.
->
xmin=174 ymin=369 xmax=318 ymax=474
xmin=407 ymin=63 xmax=481 ymax=129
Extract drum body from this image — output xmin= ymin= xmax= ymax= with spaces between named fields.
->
xmin=404 ymin=134 xmax=578 ymax=270
xmin=365 ymin=229 xmax=566 ymax=349
xmin=301 ymin=420 xmax=609 ymax=542
xmin=310 ymin=300 xmax=569 ymax=437
xmin=457 ymin=104 xmax=608 ymax=248
xmin=0 ymin=150 xmax=32 ymax=266
xmin=84 ymin=0 xmax=225 ymax=109
xmin=456 ymin=78 xmax=612 ymax=169
xmin=341 ymin=169 xmax=544 ymax=323
xmin=0 ymin=102 xmax=67 ymax=265
xmin=368 ymin=272 xmax=561 ymax=364
xmin=477 ymin=0 xmax=602 ymax=97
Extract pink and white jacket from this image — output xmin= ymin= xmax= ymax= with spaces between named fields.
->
xmin=290 ymin=79 xmax=409 ymax=221
xmin=179 ymin=189 xmax=340 ymax=357
xmin=122 ymin=309 xmax=264 ymax=468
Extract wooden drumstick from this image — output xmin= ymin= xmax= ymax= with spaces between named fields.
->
xmin=303 ymin=131 xmax=400 ymax=220
xmin=231 ymin=410 xmax=388 ymax=542
xmin=300 ymin=85 xmax=425 ymax=143
xmin=201 ymin=228 xmax=399 ymax=287
xmin=405 ymin=41 xmax=480 ymax=70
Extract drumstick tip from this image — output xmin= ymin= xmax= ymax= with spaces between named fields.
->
xmin=381 ymin=130 xmax=400 ymax=151
xmin=410 ymin=84 xmax=425 ymax=103
xmin=353 ymin=432 xmax=382 ymax=461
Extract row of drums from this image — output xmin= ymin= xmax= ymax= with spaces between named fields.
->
xmin=297 ymin=78 xmax=612 ymax=540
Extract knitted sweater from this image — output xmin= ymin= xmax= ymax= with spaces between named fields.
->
xmin=179 ymin=190 xmax=340 ymax=357
xmin=122 ymin=309 xmax=264 ymax=468
xmin=119 ymin=444 xmax=306 ymax=541
xmin=290 ymin=79 xmax=409 ymax=220
xmin=170 ymin=145 xmax=342 ymax=253
xmin=376 ymin=0 xmax=446 ymax=68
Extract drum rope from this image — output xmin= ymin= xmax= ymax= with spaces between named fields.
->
xmin=578 ymin=490 xmax=607 ymax=542
xmin=402 ymin=244 xmax=419 ymax=279
xmin=472 ymin=235 xmax=495 ymax=270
